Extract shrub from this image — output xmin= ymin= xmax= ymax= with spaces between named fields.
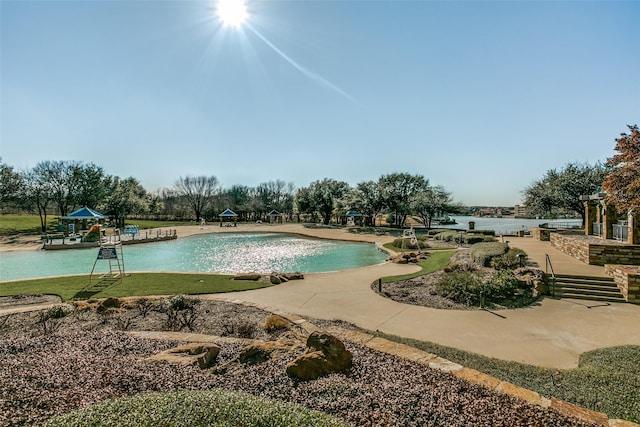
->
xmin=160 ymin=295 xmax=201 ymax=331
xmin=44 ymin=389 xmax=351 ymax=427
xmin=436 ymin=272 xmax=484 ymax=305
xmin=264 ymin=314 xmax=291 ymax=332
xmin=491 ymin=248 xmax=528 ymax=270
xmin=469 ymin=242 xmax=508 ymax=266
xmin=35 ymin=305 xmax=71 ymax=335
xmin=392 ymin=235 xmax=429 ymax=249
xmin=483 ymin=270 xmax=520 ymax=301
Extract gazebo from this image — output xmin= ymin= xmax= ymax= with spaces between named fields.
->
xmin=267 ymin=209 xmax=284 ymax=224
xmin=62 ymin=206 xmax=106 ymax=234
xmin=344 ymin=210 xmax=363 ymax=226
xmin=219 ymin=208 xmax=238 ymax=227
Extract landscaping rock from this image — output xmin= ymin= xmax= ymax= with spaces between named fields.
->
xmin=233 ymin=274 xmax=261 ymax=281
xmin=286 ymin=331 xmax=352 ymax=380
xmin=270 ymin=274 xmax=282 ymax=284
xmin=150 ymin=342 xmax=220 ymax=369
xmin=97 ymin=297 xmax=121 ymax=312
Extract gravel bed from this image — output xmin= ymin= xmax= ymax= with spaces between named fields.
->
xmin=0 ymin=297 xmax=597 ymax=426
xmin=373 ymin=250 xmax=490 ymax=310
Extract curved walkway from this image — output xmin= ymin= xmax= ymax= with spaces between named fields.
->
xmin=211 ymin=235 xmax=640 ymax=369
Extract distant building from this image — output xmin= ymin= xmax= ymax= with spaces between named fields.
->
xmin=514 ymin=204 xmax=529 ymax=218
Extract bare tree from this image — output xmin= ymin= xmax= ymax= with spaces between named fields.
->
xmin=174 ymin=175 xmax=219 ymax=221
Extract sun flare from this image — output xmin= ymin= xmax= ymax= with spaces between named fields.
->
xmin=217 ymin=0 xmax=248 ymax=27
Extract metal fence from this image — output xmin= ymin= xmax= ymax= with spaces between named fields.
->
xmin=592 ymin=222 xmax=603 ymax=237
xmin=612 ymin=221 xmax=628 ymax=242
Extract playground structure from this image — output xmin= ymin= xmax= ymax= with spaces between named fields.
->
xmin=401 ymin=228 xmax=422 ymax=250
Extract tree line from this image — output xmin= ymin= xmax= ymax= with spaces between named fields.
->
xmin=2 ymin=125 xmax=637 ymax=232
xmin=0 ymin=162 xmax=457 ymax=232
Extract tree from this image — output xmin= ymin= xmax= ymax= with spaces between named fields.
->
xmin=296 ymin=179 xmax=350 ymax=225
xmin=22 ymin=166 xmax=52 ymax=232
xmin=37 ymin=160 xmax=82 ymax=217
xmin=603 ymin=124 xmax=640 ymax=213
xmin=411 ymin=185 xmax=453 ymax=229
xmin=74 ymin=163 xmax=112 ymax=209
xmin=348 ymin=181 xmax=385 ymax=227
xmin=105 ymin=177 xmax=149 ymax=228
xmin=378 ymin=172 xmax=429 ymax=228
xmin=0 ymin=159 xmax=22 ymax=207
xmin=522 ymin=162 xmax=607 ymax=225
xmin=174 ymin=175 xmax=219 ymax=221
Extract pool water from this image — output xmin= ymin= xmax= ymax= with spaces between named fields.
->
xmin=0 ymin=233 xmax=388 ymax=281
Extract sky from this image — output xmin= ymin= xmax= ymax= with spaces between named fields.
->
xmin=1 ymin=0 xmax=638 ymax=206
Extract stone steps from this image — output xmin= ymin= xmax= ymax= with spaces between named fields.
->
xmin=547 ymin=274 xmax=626 ymax=303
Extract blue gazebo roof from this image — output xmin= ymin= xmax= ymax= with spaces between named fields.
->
xmin=345 ymin=210 xmax=363 ymax=216
xmin=218 ymin=209 xmax=238 ymax=217
xmin=63 ymin=206 xmax=106 ymax=220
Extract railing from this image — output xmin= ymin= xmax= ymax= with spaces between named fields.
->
xmin=592 ymin=222 xmax=603 ymax=237
xmin=545 ymin=254 xmax=556 ymax=298
xmin=612 ymin=222 xmax=628 ymax=242
xmin=539 ymin=221 xmax=582 ymax=230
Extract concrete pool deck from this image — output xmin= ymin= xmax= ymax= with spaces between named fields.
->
xmin=201 ymin=226 xmax=640 ymax=369
xmin=2 ymin=224 xmax=639 ymax=369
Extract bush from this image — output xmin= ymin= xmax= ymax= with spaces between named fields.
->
xmin=160 ymin=295 xmax=201 ymax=331
xmin=469 ymin=242 xmax=508 ymax=266
xmin=392 ymin=235 xmax=429 ymax=249
xmin=436 ymin=272 xmax=484 ymax=305
xmin=264 ymin=314 xmax=291 ymax=332
xmin=44 ymin=389 xmax=351 ymax=427
xmin=483 ymin=270 xmax=520 ymax=301
xmin=491 ymin=248 xmax=528 ymax=270
xmin=434 ymin=231 xmax=495 ymax=245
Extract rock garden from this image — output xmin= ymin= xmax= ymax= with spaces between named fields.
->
xmin=0 ymin=295 xmax=598 ymax=426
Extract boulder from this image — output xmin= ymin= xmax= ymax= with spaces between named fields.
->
xmin=150 ymin=343 xmax=220 ymax=369
xmin=270 ymin=274 xmax=282 ymax=285
xmin=233 ymin=274 xmax=261 ymax=281
xmin=286 ymin=331 xmax=353 ymax=380
xmin=239 ymin=333 xmax=306 ymax=365
xmin=97 ymin=297 xmax=121 ymax=312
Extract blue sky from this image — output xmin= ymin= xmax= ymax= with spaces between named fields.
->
xmin=1 ymin=0 xmax=638 ymax=206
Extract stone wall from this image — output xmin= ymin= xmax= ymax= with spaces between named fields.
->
xmin=550 ymin=233 xmax=590 ymax=263
xmin=605 ymin=265 xmax=640 ymax=304
xmin=551 ymin=233 xmax=640 ymax=266
xmin=531 ymin=228 xmax=550 ymax=241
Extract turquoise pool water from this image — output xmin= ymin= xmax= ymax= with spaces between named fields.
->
xmin=0 ymin=233 xmax=387 ymax=281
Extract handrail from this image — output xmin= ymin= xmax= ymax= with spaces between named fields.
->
xmin=545 ymin=254 xmax=556 ymax=298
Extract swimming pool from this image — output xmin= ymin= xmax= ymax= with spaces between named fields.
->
xmin=0 ymin=233 xmax=388 ymax=281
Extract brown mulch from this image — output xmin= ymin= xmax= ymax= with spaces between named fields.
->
xmin=0 ymin=297 xmax=597 ymax=427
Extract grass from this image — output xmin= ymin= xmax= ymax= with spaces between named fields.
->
xmin=371 ymin=330 xmax=640 ymax=422
xmin=0 ymin=273 xmax=271 ymax=301
xmin=0 ymin=214 xmax=194 ymax=235
xmin=44 ymin=389 xmax=351 ymax=427
xmin=380 ymin=249 xmax=454 ymax=283
xmin=0 ymin=214 xmax=58 ymax=235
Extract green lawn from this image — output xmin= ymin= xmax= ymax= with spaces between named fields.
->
xmin=0 ymin=214 xmax=58 ymax=234
xmin=380 ymin=249 xmax=454 ymax=283
xmin=0 ymin=273 xmax=272 ymax=301
xmin=0 ymin=214 xmax=194 ymax=235
xmin=373 ymin=330 xmax=639 ymax=422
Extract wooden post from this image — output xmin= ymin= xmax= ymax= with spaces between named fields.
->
xmin=378 ymin=278 xmax=382 ymax=293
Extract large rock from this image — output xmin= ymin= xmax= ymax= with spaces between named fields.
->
xmin=286 ymin=332 xmax=352 ymax=380
xmin=239 ymin=332 xmax=306 ymax=365
xmin=150 ymin=343 xmax=220 ymax=369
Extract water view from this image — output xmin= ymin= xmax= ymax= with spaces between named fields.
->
xmin=0 ymin=233 xmax=387 ymax=282
xmin=436 ymin=216 xmax=582 ymax=234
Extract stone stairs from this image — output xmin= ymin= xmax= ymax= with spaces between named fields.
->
xmin=546 ymin=274 xmax=626 ymax=303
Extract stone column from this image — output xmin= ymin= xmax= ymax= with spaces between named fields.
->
xmin=585 ymin=201 xmax=597 ymax=236
xmin=629 ymin=211 xmax=640 ymax=245
xmin=602 ymin=204 xmax=616 ymax=240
